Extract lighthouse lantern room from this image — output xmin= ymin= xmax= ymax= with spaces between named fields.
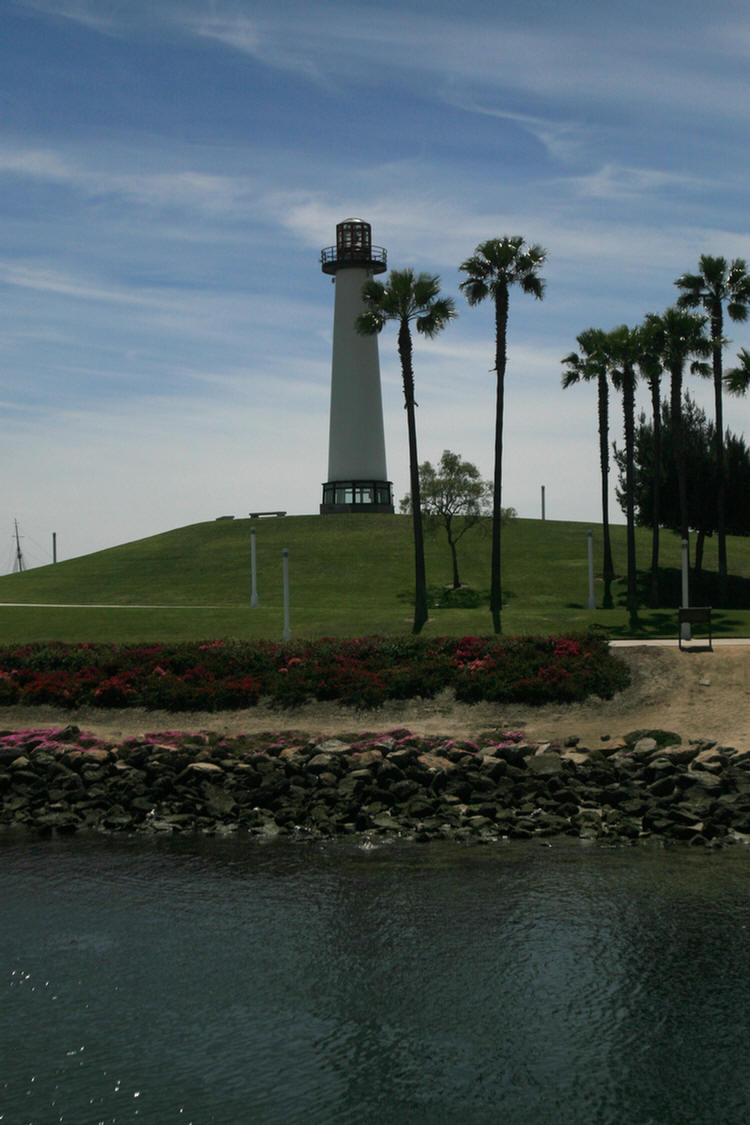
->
xmin=320 ymin=218 xmax=394 ymax=514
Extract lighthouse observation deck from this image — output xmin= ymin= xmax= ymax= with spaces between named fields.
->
xmin=321 ymin=217 xmax=387 ymax=274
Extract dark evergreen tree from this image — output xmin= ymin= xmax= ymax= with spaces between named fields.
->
xmin=675 ymin=255 xmax=750 ymax=603
xmin=615 ymin=396 xmax=750 ymax=578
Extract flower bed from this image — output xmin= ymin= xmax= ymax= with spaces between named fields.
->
xmin=0 ymin=633 xmax=629 ymax=712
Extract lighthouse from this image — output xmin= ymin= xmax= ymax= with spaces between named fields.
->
xmin=320 ymin=218 xmax=394 ymax=514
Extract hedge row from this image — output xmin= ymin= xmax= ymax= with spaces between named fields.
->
xmin=0 ymin=633 xmax=629 ymax=711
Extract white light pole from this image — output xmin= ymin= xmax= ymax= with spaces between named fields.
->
xmin=250 ymin=527 xmax=258 ymax=607
xmin=282 ymin=548 xmax=291 ymax=641
xmin=681 ymin=538 xmax=691 ymax=641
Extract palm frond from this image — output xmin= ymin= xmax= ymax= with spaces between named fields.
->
xmin=459 ymin=236 xmax=547 ymax=305
xmin=355 ymin=309 xmax=385 ymax=336
xmin=458 ymin=276 xmax=490 ymax=306
xmin=725 ymin=348 xmax=750 ymax=395
xmin=416 ymin=296 xmax=457 ymax=338
xmin=727 ymin=300 xmax=749 ymax=323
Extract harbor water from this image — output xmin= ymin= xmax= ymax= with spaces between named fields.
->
xmin=3 ymin=834 xmax=750 ymax=1124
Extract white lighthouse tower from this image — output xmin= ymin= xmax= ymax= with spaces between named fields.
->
xmin=320 ymin=218 xmax=394 ymax=514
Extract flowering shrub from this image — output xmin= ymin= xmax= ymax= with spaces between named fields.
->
xmin=0 ymin=632 xmax=628 ymax=711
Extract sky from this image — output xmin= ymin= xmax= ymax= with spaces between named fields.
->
xmin=4 ymin=0 xmax=750 ymax=570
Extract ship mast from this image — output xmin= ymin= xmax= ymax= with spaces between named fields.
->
xmin=12 ymin=519 xmax=25 ymax=573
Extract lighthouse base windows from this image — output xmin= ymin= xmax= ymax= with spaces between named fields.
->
xmin=320 ymin=480 xmax=394 ymax=514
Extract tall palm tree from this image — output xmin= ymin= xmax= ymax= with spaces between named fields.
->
xmin=637 ymin=317 xmax=666 ymax=606
xmin=459 ymin=236 xmax=547 ymax=633
xmin=357 ymin=268 xmax=456 ymax=634
xmin=675 ymin=255 xmax=750 ymax=603
xmin=643 ymin=308 xmax=710 ymax=554
xmin=605 ymin=324 xmax=641 ymax=623
xmin=561 ymin=328 xmax=615 ymax=608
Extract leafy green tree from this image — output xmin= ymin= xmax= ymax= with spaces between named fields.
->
xmin=675 ymin=255 xmax=750 ymax=603
xmin=561 ymin=327 xmax=615 ymax=608
xmin=357 ymin=269 xmax=456 ymax=634
xmin=459 ymin=236 xmax=547 ymax=633
xmin=399 ymin=450 xmax=494 ymax=589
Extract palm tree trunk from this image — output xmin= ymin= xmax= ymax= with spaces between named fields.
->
xmin=623 ymin=370 xmax=638 ymax=624
xmin=399 ymin=321 xmax=428 ymax=634
xmin=490 ymin=286 xmax=509 ymax=634
xmin=670 ymin=371 xmax=688 ymax=541
xmin=597 ymin=373 xmax=614 ymax=609
xmin=711 ymin=312 xmax=728 ymax=604
xmin=649 ymin=374 xmax=661 ymax=607
xmin=670 ymin=367 xmax=690 ymax=590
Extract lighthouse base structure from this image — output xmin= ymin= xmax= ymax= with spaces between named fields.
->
xmin=320 ymin=479 xmax=394 ymax=515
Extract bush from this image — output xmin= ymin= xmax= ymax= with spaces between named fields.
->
xmin=0 ymin=632 xmax=629 ymax=711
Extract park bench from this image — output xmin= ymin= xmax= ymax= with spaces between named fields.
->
xmin=248 ymin=511 xmax=286 ymax=518
xmin=678 ymin=606 xmax=713 ymax=651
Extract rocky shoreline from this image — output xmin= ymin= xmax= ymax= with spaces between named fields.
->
xmin=3 ymin=724 xmax=750 ymax=847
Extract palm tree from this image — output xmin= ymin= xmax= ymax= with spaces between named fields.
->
xmin=561 ymin=328 xmax=615 ymax=608
xmin=726 ymin=347 xmax=750 ymax=397
xmin=605 ymin=324 xmax=641 ymax=623
xmin=459 ymin=236 xmax=547 ymax=633
xmin=643 ymin=308 xmax=710 ymax=554
xmin=356 ymin=268 xmax=456 ymax=634
xmin=637 ymin=317 xmax=666 ymax=606
xmin=675 ymin=255 xmax=750 ymax=603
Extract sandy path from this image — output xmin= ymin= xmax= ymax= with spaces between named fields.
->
xmin=2 ymin=646 xmax=750 ymax=749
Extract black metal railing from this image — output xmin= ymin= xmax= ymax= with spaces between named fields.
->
xmin=320 ymin=245 xmax=387 ymax=270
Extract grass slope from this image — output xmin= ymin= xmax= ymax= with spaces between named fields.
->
xmin=0 ymin=514 xmax=748 ymax=642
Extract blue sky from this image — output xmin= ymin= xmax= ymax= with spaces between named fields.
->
xmin=4 ymin=0 xmax=750 ymax=569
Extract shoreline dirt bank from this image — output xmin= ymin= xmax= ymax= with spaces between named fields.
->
xmin=1 ymin=646 xmax=749 ymax=750
xmin=2 ymin=648 xmax=750 ymax=848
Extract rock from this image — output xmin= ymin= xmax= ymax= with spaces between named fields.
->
xmin=388 ymin=747 xmax=418 ymax=768
xmin=525 ymin=753 xmax=564 ymax=777
xmin=692 ymin=748 xmax=726 ymax=773
xmin=350 ymin=749 xmax=382 ymax=769
xmin=314 ymin=739 xmax=350 ymax=754
xmin=202 ymin=783 xmax=236 ymax=817
xmin=560 ymin=750 xmax=589 ymax=766
xmin=648 ymin=776 xmax=676 ymax=799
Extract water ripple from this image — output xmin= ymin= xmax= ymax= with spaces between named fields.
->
xmin=3 ymin=837 xmax=750 ymax=1123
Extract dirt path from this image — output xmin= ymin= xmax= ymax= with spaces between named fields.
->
xmin=2 ymin=646 xmax=750 ymax=749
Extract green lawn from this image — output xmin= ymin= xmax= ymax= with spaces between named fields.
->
xmin=0 ymin=513 xmax=748 ymax=642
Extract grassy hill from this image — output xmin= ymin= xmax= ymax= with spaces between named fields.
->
xmin=0 ymin=513 xmax=748 ymax=643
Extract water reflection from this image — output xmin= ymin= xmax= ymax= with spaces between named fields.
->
xmin=2 ymin=836 xmax=750 ymax=1123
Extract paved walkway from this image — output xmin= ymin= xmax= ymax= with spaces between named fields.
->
xmin=610 ymin=637 xmax=750 ymax=647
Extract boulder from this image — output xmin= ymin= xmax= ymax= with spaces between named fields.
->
xmin=525 ymin=753 xmax=564 ymax=777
